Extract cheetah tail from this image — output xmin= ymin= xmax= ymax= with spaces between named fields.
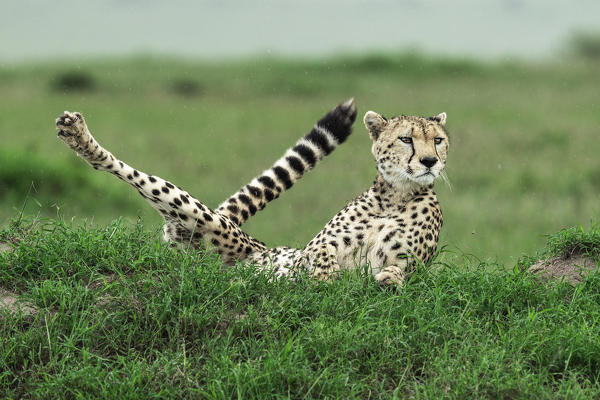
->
xmin=215 ymin=98 xmax=357 ymax=226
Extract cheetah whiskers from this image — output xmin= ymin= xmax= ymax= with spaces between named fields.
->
xmin=440 ymin=170 xmax=452 ymax=191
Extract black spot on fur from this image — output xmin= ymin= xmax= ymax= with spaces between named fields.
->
xmin=286 ymin=156 xmax=304 ymax=174
xmin=238 ymin=194 xmax=251 ymax=205
xmin=292 ymin=144 xmax=316 ymax=167
xmin=247 ymin=185 xmax=262 ymax=198
xmin=264 ymin=189 xmax=274 ymax=201
xmin=318 ymin=106 xmax=355 ymax=143
xmin=273 ymin=166 xmax=293 ymax=189
xmin=306 ymin=129 xmax=333 ymax=154
xmin=258 ymin=176 xmax=276 ymax=189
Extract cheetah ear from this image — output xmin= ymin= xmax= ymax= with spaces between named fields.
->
xmin=363 ymin=111 xmax=388 ymax=141
xmin=431 ymin=112 xmax=447 ymax=126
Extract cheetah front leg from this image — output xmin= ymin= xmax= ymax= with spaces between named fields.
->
xmin=55 ymin=111 xmax=265 ymax=264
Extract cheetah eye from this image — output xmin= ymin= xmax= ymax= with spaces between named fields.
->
xmin=400 ymin=137 xmax=413 ymax=144
xmin=434 ymin=138 xmax=443 ymax=145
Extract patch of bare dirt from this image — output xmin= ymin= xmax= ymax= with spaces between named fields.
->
xmin=0 ymin=288 xmax=37 ymax=317
xmin=528 ymin=253 xmax=599 ymax=285
xmin=0 ymin=242 xmax=13 ymax=253
xmin=87 ymin=273 xmax=118 ymax=290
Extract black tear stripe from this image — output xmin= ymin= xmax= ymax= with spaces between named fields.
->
xmin=306 ymin=129 xmax=334 ymax=155
xmin=407 ymin=142 xmax=415 ymax=166
xmin=434 ymin=143 xmax=442 ymax=161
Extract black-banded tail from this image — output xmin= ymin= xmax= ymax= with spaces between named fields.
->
xmin=216 ymin=98 xmax=357 ymax=226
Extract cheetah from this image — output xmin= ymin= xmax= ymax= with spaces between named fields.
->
xmin=55 ymin=100 xmax=449 ymax=286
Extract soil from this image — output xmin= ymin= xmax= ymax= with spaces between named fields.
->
xmin=528 ymin=253 xmax=599 ymax=285
xmin=0 ymin=242 xmax=13 ymax=253
xmin=0 ymin=288 xmax=37 ymax=317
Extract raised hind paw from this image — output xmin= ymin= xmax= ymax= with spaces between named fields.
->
xmin=56 ymin=111 xmax=89 ymax=147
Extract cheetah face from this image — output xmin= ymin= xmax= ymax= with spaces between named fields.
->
xmin=364 ymin=111 xmax=449 ymax=188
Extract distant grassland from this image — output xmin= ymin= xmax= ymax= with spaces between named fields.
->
xmin=1 ymin=54 xmax=599 ymax=265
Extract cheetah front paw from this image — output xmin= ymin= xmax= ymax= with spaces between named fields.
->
xmin=56 ymin=111 xmax=89 ymax=147
xmin=375 ymin=266 xmax=405 ymax=287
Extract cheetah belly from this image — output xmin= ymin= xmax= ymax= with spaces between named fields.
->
xmin=246 ymin=246 xmax=304 ymax=277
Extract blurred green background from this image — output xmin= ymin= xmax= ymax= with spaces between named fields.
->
xmin=1 ymin=51 xmax=599 ymax=266
xmin=1 ymin=1 xmax=600 ymax=267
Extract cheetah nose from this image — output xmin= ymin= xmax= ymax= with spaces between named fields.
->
xmin=420 ymin=157 xmax=437 ymax=168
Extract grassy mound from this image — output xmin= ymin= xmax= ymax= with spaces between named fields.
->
xmin=1 ymin=219 xmax=599 ymax=398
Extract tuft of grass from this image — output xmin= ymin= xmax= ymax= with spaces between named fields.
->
xmin=544 ymin=224 xmax=600 ymax=259
xmin=1 ymin=218 xmax=600 ymax=398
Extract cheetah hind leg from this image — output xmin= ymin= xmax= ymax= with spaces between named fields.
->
xmin=55 ymin=111 xmax=266 ymax=265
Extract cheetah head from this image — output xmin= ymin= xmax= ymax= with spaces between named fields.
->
xmin=364 ymin=111 xmax=449 ymax=188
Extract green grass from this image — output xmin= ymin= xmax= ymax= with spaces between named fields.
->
xmin=1 ymin=54 xmax=600 ymax=265
xmin=544 ymin=224 xmax=600 ymax=259
xmin=1 ymin=218 xmax=600 ymax=398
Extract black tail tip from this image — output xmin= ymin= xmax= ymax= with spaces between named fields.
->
xmin=337 ymin=98 xmax=357 ymax=123
xmin=317 ymin=98 xmax=358 ymax=144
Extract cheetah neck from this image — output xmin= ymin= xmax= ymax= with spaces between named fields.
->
xmin=369 ymin=172 xmax=434 ymax=210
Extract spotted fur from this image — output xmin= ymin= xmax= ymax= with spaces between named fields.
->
xmin=55 ymin=103 xmax=449 ymax=286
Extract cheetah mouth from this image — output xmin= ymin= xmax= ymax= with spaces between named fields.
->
xmin=413 ymin=171 xmax=439 ymax=185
